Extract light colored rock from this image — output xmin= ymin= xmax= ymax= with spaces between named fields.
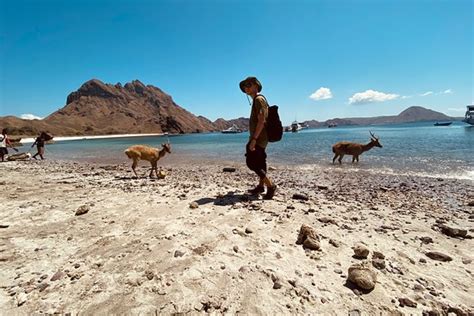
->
xmin=353 ymin=244 xmax=370 ymax=259
xmin=348 ymin=263 xmax=377 ymax=290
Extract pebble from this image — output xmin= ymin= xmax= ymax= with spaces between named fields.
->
xmin=398 ymin=297 xmax=417 ymax=308
xmin=273 ymin=280 xmax=283 ymax=289
xmin=222 ymin=167 xmax=236 ymax=173
xmin=329 ymin=239 xmax=341 ymax=248
xmin=292 ymin=193 xmax=309 ymax=201
xmin=174 ymin=250 xmax=185 ymax=258
xmin=38 ymin=283 xmax=49 ymax=292
xmin=372 ymin=258 xmax=386 ymax=270
xmin=425 ymin=251 xmax=453 ymax=262
xmin=16 ymin=292 xmax=27 ymax=306
xmin=0 ymin=224 xmax=9 ymax=229
xmin=245 ymin=227 xmax=254 ymax=234
xmin=189 ymin=202 xmax=199 ymax=209
xmin=353 ymin=244 xmax=370 ymax=259
xmin=75 ymin=205 xmax=89 ymax=216
xmin=233 ymin=246 xmax=239 ymax=253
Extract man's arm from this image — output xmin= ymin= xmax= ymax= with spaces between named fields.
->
xmin=249 ymin=97 xmax=267 ymax=151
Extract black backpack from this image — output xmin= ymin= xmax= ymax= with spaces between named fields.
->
xmin=257 ymin=95 xmax=283 ymax=142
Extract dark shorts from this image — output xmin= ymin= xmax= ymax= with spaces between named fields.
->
xmin=245 ymin=143 xmax=267 ymax=179
xmin=0 ymin=147 xmax=7 ymax=155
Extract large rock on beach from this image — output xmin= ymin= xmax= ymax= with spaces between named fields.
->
xmin=347 ymin=263 xmax=377 ymax=290
xmin=296 ymin=224 xmax=320 ymax=250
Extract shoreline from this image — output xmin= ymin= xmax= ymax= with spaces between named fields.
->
xmin=19 ymin=133 xmax=167 ymax=144
xmin=0 ymin=160 xmax=473 ymax=314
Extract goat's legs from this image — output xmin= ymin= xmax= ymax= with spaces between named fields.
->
xmin=352 ymin=156 xmax=356 ymax=163
xmin=131 ymin=160 xmax=139 ymax=178
xmin=338 ymin=154 xmax=344 ymax=164
xmin=356 ymin=156 xmax=359 ymax=163
xmin=332 ymin=154 xmax=339 ymax=164
xmin=150 ymin=161 xmax=159 ymax=178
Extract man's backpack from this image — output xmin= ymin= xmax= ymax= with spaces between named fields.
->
xmin=256 ymin=95 xmax=283 ymax=143
xmin=267 ymin=105 xmax=283 ymax=142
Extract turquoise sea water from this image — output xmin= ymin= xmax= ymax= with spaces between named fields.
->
xmin=36 ymin=121 xmax=473 ymax=180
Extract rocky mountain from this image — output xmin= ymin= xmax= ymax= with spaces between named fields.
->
xmin=213 ymin=117 xmax=250 ymax=131
xmin=1 ymin=79 xmax=217 ymax=136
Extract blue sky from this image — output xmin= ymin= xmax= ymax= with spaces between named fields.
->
xmin=0 ymin=0 xmax=472 ymax=125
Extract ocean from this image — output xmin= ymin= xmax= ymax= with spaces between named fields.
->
xmin=32 ymin=121 xmax=473 ymax=181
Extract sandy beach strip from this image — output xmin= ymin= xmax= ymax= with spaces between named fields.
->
xmin=19 ymin=133 xmax=167 ymax=144
xmin=0 ymin=160 xmax=473 ymax=315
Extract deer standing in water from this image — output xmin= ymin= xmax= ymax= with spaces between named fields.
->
xmin=124 ymin=143 xmax=171 ymax=178
xmin=332 ymin=131 xmax=382 ymax=164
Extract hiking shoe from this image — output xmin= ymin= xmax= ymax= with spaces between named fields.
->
xmin=264 ymin=185 xmax=277 ymax=200
xmin=248 ymin=185 xmax=265 ymax=195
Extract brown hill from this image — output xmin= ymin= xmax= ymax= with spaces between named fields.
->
xmin=1 ymin=79 xmax=217 ymax=136
xmin=44 ymin=79 xmax=215 ymax=135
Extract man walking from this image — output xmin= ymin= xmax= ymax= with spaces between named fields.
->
xmin=239 ymin=76 xmax=277 ymax=199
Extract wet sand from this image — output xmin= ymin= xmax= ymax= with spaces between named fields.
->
xmin=0 ymin=159 xmax=473 ymax=315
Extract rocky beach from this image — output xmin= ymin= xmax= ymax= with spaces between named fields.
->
xmin=0 ymin=159 xmax=473 ymax=315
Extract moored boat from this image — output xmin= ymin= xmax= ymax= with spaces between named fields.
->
xmin=463 ymin=105 xmax=474 ymax=125
xmin=434 ymin=122 xmax=452 ymax=126
xmin=221 ymin=124 xmax=243 ymax=134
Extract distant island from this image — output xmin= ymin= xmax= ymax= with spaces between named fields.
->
xmin=0 ymin=79 xmax=458 ymax=137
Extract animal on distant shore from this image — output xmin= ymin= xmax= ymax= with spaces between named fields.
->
xmin=332 ymin=131 xmax=382 ymax=164
xmin=124 ymin=143 xmax=171 ymax=178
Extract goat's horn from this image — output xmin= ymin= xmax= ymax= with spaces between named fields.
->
xmin=369 ymin=131 xmax=378 ymax=139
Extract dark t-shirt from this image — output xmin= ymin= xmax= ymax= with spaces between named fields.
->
xmin=249 ymin=95 xmax=269 ymax=148
xmin=36 ymin=137 xmax=45 ymax=147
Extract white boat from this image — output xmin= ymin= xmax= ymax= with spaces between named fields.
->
xmin=463 ymin=105 xmax=474 ymax=125
xmin=291 ymin=121 xmax=302 ymax=132
xmin=221 ymin=124 xmax=243 ymax=134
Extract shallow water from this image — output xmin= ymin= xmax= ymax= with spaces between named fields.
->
xmin=30 ymin=121 xmax=474 ymax=180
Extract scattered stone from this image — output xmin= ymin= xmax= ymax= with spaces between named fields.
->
xmin=348 ymin=310 xmax=361 ymax=316
xmin=329 ymin=239 xmax=341 ymax=248
xmin=353 ymin=244 xmax=370 ymax=259
xmin=74 ymin=263 xmax=80 ymax=269
xmin=334 ymin=269 xmax=343 ymax=274
xmin=245 ymin=227 xmax=254 ymax=234
xmin=222 ymin=167 xmax=236 ymax=173
xmin=425 ymin=251 xmax=453 ymax=262
xmin=75 ymin=205 xmax=89 ymax=216
xmin=174 ymin=250 xmax=185 ymax=257
xmin=372 ymin=258 xmax=386 ymax=270
xmin=189 ymin=202 xmax=199 ymax=209
xmin=0 ymin=224 xmax=9 ymax=229
xmin=296 ymin=224 xmax=320 ymax=250
xmin=420 ymin=236 xmax=434 ymax=244
xmin=398 ymin=297 xmax=417 ymax=308
xmin=145 ymin=270 xmax=155 ymax=280
xmin=440 ymin=225 xmax=468 ymax=238
xmin=50 ymin=271 xmax=65 ymax=282
xmin=292 ymin=193 xmax=309 ymax=201
xmin=373 ymin=251 xmax=385 ymax=259
xmin=462 ymin=258 xmax=472 ymax=264
xmin=318 ymin=217 xmax=338 ymax=225
xmin=419 ymin=258 xmax=427 ymax=263
xmin=233 ymin=246 xmax=239 ymax=253
xmin=16 ymin=292 xmax=27 ymax=306
xmin=347 ymin=263 xmax=377 ymax=290
xmin=273 ymin=280 xmax=283 ymax=289
xmin=468 ymin=201 xmax=474 ymax=207
xmin=38 ymin=283 xmax=49 ymax=292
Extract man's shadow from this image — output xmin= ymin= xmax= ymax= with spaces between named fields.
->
xmin=194 ymin=191 xmax=259 ymax=206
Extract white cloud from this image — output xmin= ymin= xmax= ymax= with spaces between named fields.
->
xmin=420 ymin=91 xmax=433 ymax=96
xmin=20 ymin=114 xmax=43 ymax=120
xmin=309 ymin=87 xmax=333 ymax=101
xmin=441 ymin=89 xmax=453 ymax=94
xmin=348 ymin=89 xmax=399 ymax=105
xmin=401 ymin=95 xmax=412 ymax=99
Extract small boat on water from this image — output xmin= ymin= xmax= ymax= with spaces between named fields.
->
xmin=221 ymin=124 xmax=243 ymax=134
xmin=434 ymin=122 xmax=452 ymax=126
xmin=463 ymin=105 xmax=474 ymax=125
xmin=291 ymin=121 xmax=302 ymax=133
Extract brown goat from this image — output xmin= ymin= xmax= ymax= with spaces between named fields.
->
xmin=124 ymin=143 xmax=171 ymax=178
xmin=332 ymin=132 xmax=382 ymax=164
